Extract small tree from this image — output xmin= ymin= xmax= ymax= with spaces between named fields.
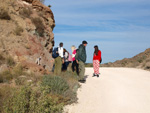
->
xmin=48 ymin=5 xmax=51 ymax=8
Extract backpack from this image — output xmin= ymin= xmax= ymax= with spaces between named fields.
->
xmin=52 ymin=47 xmax=59 ymax=58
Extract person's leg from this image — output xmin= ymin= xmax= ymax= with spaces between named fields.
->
xmin=56 ymin=57 xmax=62 ymax=75
xmin=93 ymin=60 xmax=97 ymax=76
xmin=75 ymin=60 xmax=79 ymax=75
xmin=94 ymin=60 xmax=100 ymax=77
xmin=54 ymin=57 xmax=58 ymax=75
xmin=66 ymin=62 xmax=69 ymax=69
xmin=79 ymin=61 xmax=85 ymax=80
xmin=96 ymin=60 xmax=100 ymax=77
xmin=72 ymin=60 xmax=75 ymax=72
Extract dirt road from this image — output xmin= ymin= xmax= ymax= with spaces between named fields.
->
xmin=64 ymin=67 xmax=150 ymax=113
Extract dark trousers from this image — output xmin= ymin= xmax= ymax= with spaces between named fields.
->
xmin=72 ymin=60 xmax=79 ymax=75
xmin=62 ymin=62 xmax=69 ymax=71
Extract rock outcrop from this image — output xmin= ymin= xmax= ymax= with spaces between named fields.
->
xmin=0 ymin=0 xmax=55 ymax=73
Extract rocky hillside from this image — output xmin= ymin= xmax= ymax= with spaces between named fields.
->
xmin=102 ymin=48 xmax=150 ymax=71
xmin=0 ymin=0 xmax=55 ymax=73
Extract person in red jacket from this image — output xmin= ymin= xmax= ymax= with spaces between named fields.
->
xmin=93 ymin=45 xmax=101 ymax=77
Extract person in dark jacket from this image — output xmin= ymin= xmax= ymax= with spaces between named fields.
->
xmin=76 ymin=40 xmax=88 ymax=83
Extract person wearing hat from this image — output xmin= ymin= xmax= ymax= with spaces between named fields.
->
xmin=75 ymin=40 xmax=88 ymax=83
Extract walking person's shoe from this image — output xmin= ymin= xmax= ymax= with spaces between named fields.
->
xmin=78 ymin=79 xmax=86 ymax=83
xmin=97 ymin=74 xmax=99 ymax=77
xmin=92 ymin=73 xmax=96 ymax=77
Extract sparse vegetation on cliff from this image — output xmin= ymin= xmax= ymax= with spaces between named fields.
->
xmin=31 ymin=17 xmax=45 ymax=37
xmin=0 ymin=9 xmax=11 ymax=20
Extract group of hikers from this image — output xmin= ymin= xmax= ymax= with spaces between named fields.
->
xmin=52 ymin=40 xmax=102 ymax=83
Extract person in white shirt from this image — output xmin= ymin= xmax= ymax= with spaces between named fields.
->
xmin=54 ymin=42 xmax=64 ymax=75
xmin=62 ymin=48 xmax=69 ymax=71
xmin=58 ymin=46 xmax=63 ymax=58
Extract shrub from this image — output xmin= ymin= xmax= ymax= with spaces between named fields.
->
xmin=41 ymin=73 xmax=79 ymax=104
xmin=4 ymin=85 xmax=63 ymax=113
xmin=15 ymin=76 xmax=27 ymax=85
xmin=60 ymin=71 xmax=80 ymax=104
xmin=14 ymin=25 xmax=23 ymax=36
xmin=12 ymin=64 xmax=24 ymax=77
xmin=0 ymin=70 xmax=13 ymax=83
xmin=41 ymin=75 xmax=69 ymax=95
xmin=0 ymin=64 xmax=24 ymax=83
xmin=31 ymin=17 xmax=44 ymax=37
xmin=19 ymin=8 xmax=32 ymax=18
xmin=0 ymin=9 xmax=11 ymax=20
xmin=48 ymin=5 xmax=51 ymax=8
xmin=6 ymin=56 xmax=15 ymax=66
xmin=0 ymin=85 xmax=13 ymax=112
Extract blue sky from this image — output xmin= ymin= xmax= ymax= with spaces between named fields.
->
xmin=45 ymin=0 xmax=150 ymax=63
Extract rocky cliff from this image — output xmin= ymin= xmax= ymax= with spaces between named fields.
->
xmin=102 ymin=48 xmax=150 ymax=71
xmin=0 ymin=0 xmax=55 ymax=73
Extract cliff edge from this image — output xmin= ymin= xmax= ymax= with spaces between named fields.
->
xmin=0 ymin=0 xmax=55 ymax=73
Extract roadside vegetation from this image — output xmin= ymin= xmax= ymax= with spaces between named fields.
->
xmin=85 ymin=63 xmax=93 ymax=67
xmin=0 ymin=53 xmax=80 ymax=113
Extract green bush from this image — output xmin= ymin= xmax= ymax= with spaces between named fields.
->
xmin=0 ymin=85 xmax=13 ymax=113
xmin=41 ymin=75 xmax=69 ymax=95
xmin=31 ymin=17 xmax=44 ymax=37
xmin=48 ymin=5 xmax=51 ymax=8
xmin=41 ymin=73 xmax=79 ymax=104
xmin=4 ymin=85 xmax=63 ymax=113
xmin=61 ymin=71 xmax=80 ymax=103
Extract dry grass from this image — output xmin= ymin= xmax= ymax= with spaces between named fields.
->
xmin=19 ymin=7 xmax=32 ymax=18
xmin=31 ymin=17 xmax=45 ymax=37
xmin=0 ymin=0 xmax=15 ymax=20
xmin=6 ymin=56 xmax=15 ymax=66
xmin=0 ymin=54 xmax=5 ymax=65
xmin=14 ymin=25 xmax=24 ymax=36
xmin=0 ymin=9 xmax=11 ymax=20
xmin=0 ymin=85 xmax=13 ymax=113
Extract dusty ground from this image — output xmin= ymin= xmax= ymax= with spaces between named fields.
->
xmin=64 ymin=67 xmax=150 ymax=113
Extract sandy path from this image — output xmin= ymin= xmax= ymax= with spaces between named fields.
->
xmin=64 ymin=67 xmax=150 ymax=113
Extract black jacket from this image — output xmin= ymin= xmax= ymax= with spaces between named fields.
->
xmin=76 ymin=44 xmax=87 ymax=63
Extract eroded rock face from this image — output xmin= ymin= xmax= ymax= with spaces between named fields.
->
xmin=0 ymin=0 xmax=55 ymax=73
